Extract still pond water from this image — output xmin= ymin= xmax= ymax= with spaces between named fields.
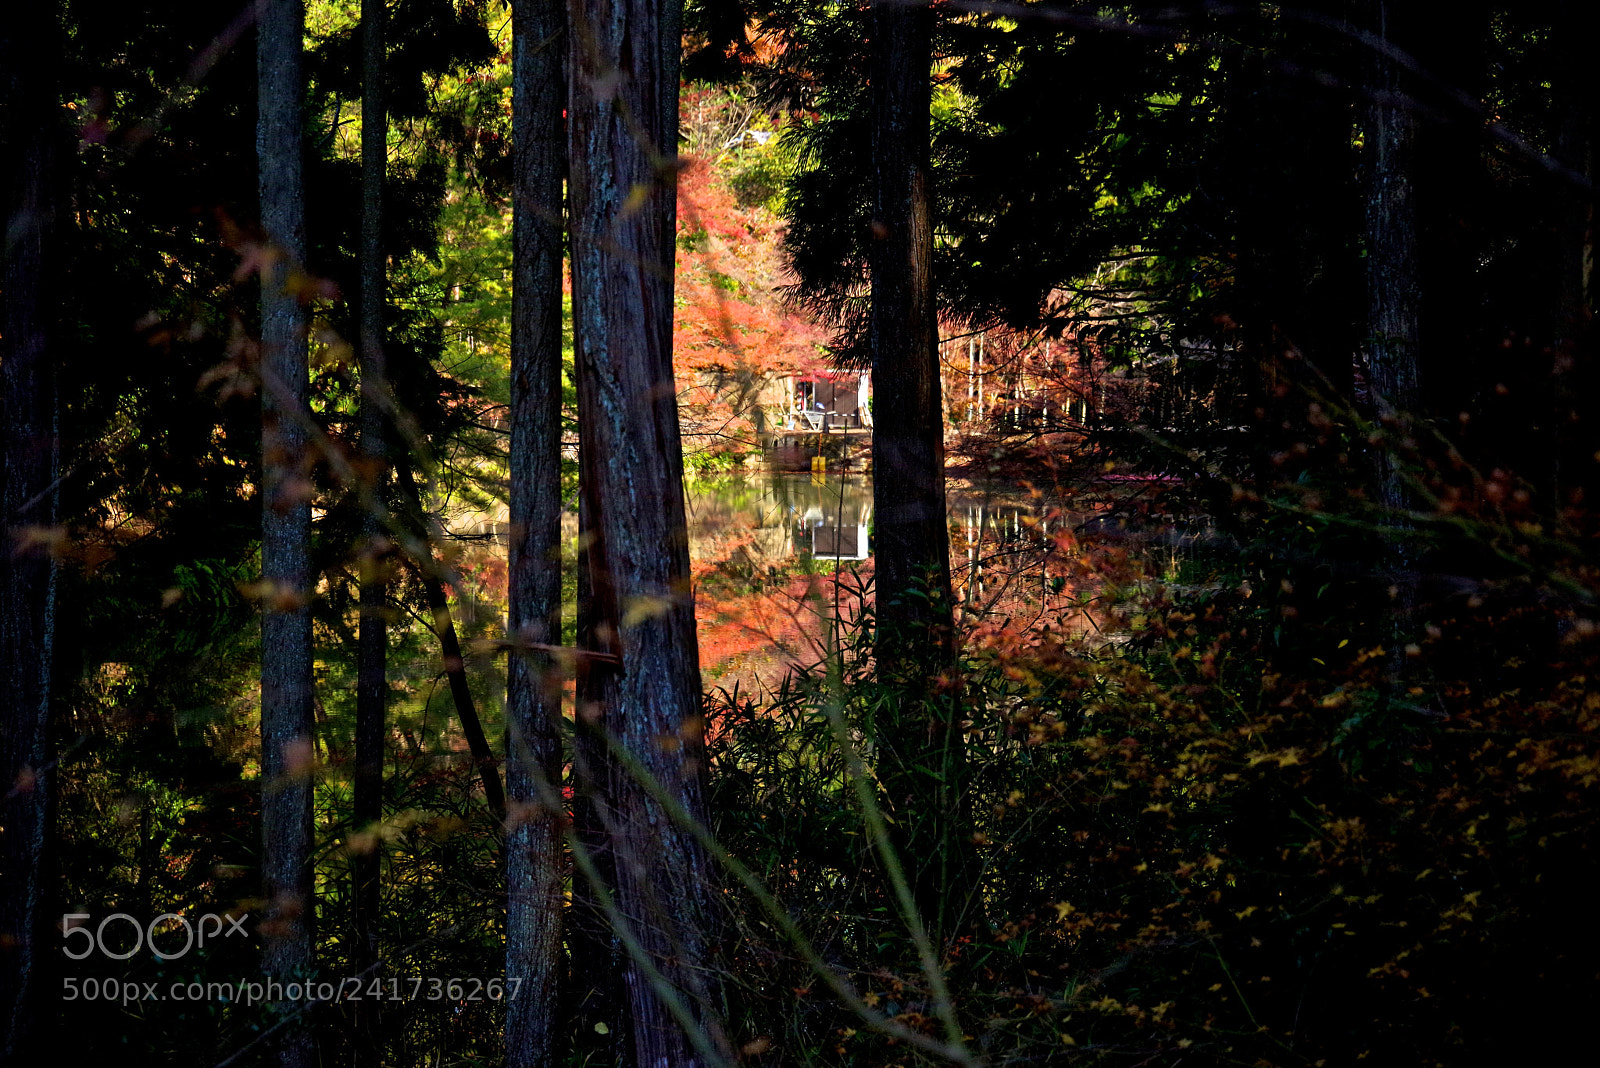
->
xmin=683 ymin=472 xmax=1094 ymax=686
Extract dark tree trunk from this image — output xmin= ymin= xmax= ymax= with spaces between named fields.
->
xmin=1551 ymin=27 xmax=1593 ymax=338
xmin=868 ymin=0 xmax=951 ymax=671
xmin=1362 ymin=0 xmax=1420 ymax=611
xmin=505 ymin=1 xmax=568 ymax=1064
xmin=568 ymin=483 xmax=633 ymax=1065
xmin=354 ymin=0 xmax=389 ymax=1059
xmin=867 ymin=0 xmax=968 ymax=943
xmin=567 ymin=0 xmax=725 ymax=1059
xmin=257 ymin=3 xmax=317 ymax=1065
xmin=425 ymin=577 xmax=507 ymax=818
xmin=394 ymin=467 xmax=508 ymax=819
xmin=1546 ymin=5 xmax=1594 ymax=512
xmin=0 ymin=8 xmax=61 ymax=1062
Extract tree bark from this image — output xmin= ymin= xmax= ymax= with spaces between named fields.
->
xmin=867 ymin=0 xmax=968 ymax=943
xmin=1362 ymin=0 xmax=1421 ymax=624
xmin=257 ymin=3 xmax=317 ymax=1065
xmin=506 ymin=1 xmax=568 ymax=1065
xmin=0 ymin=8 xmax=61 ymax=1062
xmin=1546 ymin=5 xmax=1594 ymax=512
xmin=568 ymin=482 xmax=634 ymax=1065
xmin=354 ymin=0 xmax=389 ymax=1059
xmin=567 ymin=0 xmax=726 ymax=1059
xmin=869 ymin=0 xmax=952 ymax=671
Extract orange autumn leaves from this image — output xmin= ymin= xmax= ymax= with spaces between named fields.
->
xmin=674 ymin=133 xmax=828 ymax=463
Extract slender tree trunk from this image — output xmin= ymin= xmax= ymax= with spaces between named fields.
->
xmin=867 ymin=0 xmax=968 ymax=943
xmin=394 ymin=466 xmax=508 ymax=818
xmin=567 ymin=0 xmax=725 ymax=1060
xmin=1362 ymin=0 xmax=1421 ymax=630
xmin=257 ymin=3 xmax=317 ymax=1065
xmin=353 ymin=0 xmax=389 ymax=1059
xmin=506 ymin=2 xmax=568 ymax=1064
xmin=1552 ymin=29 xmax=1593 ymax=337
xmin=425 ymin=577 xmax=507 ymax=818
xmin=1547 ymin=6 xmax=1594 ymax=513
xmin=0 ymin=9 xmax=60 ymax=1061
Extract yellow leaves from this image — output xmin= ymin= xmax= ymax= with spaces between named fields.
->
xmin=1367 ymin=944 xmax=1420 ymax=979
xmin=620 ymin=182 xmax=652 ymax=217
xmin=1051 ymin=901 xmax=1075 ymax=920
xmin=261 ymin=738 xmax=318 ymax=789
xmin=14 ymin=524 xmax=69 ymax=559
xmin=621 ymin=594 xmax=676 ymax=628
xmin=1247 ymin=748 xmax=1303 ymax=769
xmin=346 ymin=830 xmax=381 ymax=856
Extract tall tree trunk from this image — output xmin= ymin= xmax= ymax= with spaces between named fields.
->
xmin=257 ymin=3 xmax=317 ymax=1065
xmin=1361 ymin=0 xmax=1424 ymax=702
xmin=1362 ymin=1 xmax=1419 ymax=549
xmin=568 ymin=483 xmax=633 ymax=1065
xmin=567 ymin=0 xmax=726 ymax=1060
xmin=867 ymin=0 xmax=968 ymax=943
xmin=1547 ymin=5 xmax=1594 ymax=513
xmin=506 ymin=1 xmax=568 ymax=1064
xmin=0 ymin=8 xmax=61 ymax=1061
xmin=353 ymin=0 xmax=389 ymax=1059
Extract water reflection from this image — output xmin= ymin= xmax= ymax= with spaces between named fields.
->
xmin=685 ymin=472 xmax=1069 ymax=568
xmin=686 ymin=472 xmax=1093 ymax=684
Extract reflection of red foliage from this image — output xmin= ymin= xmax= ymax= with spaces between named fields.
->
xmin=691 ymin=492 xmax=1120 ymax=693
xmin=695 ymin=564 xmax=871 ymax=689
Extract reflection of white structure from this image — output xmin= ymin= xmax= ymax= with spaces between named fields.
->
xmin=810 ymin=517 xmax=869 ymax=560
xmin=799 ymin=487 xmax=871 ymax=561
xmin=685 ymin=474 xmax=874 ymax=569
